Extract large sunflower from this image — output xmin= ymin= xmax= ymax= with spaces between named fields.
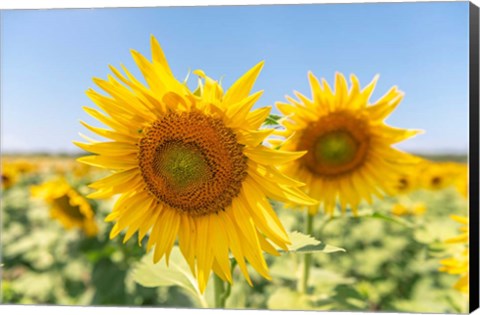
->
xmin=276 ymin=72 xmax=420 ymax=215
xmin=31 ymin=178 xmax=98 ymax=236
xmin=75 ymin=36 xmax=316 ymax=292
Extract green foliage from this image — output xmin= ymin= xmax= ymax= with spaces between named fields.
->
xmin=131 ymin=247 xmax=208 ymax=308
xmin=279 ymin=231 xmax=346 ymax=254
xmin=1 ymin=181 xmax=159 ymax=306
xmin=298 ymin=189 xmax=469 ymax=313
xmin=263 ymin=114 xmax=282 ymax=126
xmin=0 ymin=158 xmax=469 ymax=312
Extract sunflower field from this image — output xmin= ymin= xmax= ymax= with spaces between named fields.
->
xmin=0 ymin=37 xmax=470 ymax=313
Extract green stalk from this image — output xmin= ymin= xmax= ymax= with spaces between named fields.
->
xmin=213 ymin=260 xmax=236 ymax=308
xmin=220 ymin=279 xmax=232 ymax=306
xmin=213 ymin=274 xmax=225 ymax=308
xmin=300 ymin=211 xmax=314 ymax=294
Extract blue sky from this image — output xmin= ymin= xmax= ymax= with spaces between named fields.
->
xmin=1 ymin=2 xmax=469 ymax=154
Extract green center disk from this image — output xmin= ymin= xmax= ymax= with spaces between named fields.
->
xmin=314 ymin=131 xmax=358 ymax=166
xmin=155 ymin=143 xmax=210 ymax=190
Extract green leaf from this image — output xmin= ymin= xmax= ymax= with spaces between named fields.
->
xmin=277 ymin=231 xmax=346 ymax=254
xmin=90 ymin=258 xmax=128 ymax=305
xmin=263 ymin=114 xmax=282 ymax=126
xmin=131 ymin=246 xmax=208 ymax=308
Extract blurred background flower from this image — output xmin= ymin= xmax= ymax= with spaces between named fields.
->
xmin=275 ymin=72 xmax=420 ymax=216
xmin=31 ymin=177 xmax=99 ymax=237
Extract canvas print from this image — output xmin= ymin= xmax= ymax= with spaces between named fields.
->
xmin=1 ymin=1 xmax=477 ymax=313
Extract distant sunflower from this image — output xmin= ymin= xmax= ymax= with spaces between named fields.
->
xmin=276 ymin=72 xmax=420 ymax=215
xmin=11 ymin=159 xmax=38 ymax=175
xmin=390 ymin=171 xmax=418 ymax=196
xmin=391 ymin=203 xmax=408 ymax=217
xmin=72 ymin=161 xmax=97 ymax=179
xmin=439 ymin=249 xmax=469 ymax=294
xmin=1 ymin=162 xmax=18 ymax=190
xmin=439 ymin=215 xmax=469 ymax=293
xmin=454 ymin=167 xmax=468 ymax=199
xmin=31 ymin=178 xmax=98 ymax=236
xmin=75 ymin=36 xmax=316 ymax=292
xmin=418 ymin=161 xmax=459 ymax=191
xmin=391 ymin=202 xmax=426 ymax=217
xmin=444 ymin=215 xmax=468 ymax=245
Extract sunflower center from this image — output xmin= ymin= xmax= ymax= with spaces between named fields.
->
xmin=154 ymin=142 xmax=209 ymax=191
xmin=53 ymin=195 xmax=85 ymax=220
xmin=397 ymin=177 xmax=409 ymax=191
xmin=314 ymin=131 xmax=358 ymax=166
xmin=139 ymin=110 xmax=247 ymax=217
xmin=431 ymin=176 xmax=442 ymax=187
xmin=1 ymin=174 xmax=9 ymax=184
xmin=298 ymin=112 xmax=370 ymax=178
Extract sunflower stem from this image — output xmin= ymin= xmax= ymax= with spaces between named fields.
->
xmin=221 ymin=279 xmax=232 ymax=306
xmin=300 ymin=212 xmax=315 ymax=294
xmin=213 ymin=274 xmax=226 ymax=308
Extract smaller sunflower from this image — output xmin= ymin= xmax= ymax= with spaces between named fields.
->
xmin=391 ymin=203 xmax=408 ymax=216
xmin=444 ymin=215 xmax=468 ymax=245
xmin=11 ymin=159 xmax=38 ymax=175
xmin=1 ymin=162 xmax=18 ymax=190
xmin=276 ymin=72 xmax=421 ymax=215
xmin=439 ymin=249 xmax=469 ymax=294
xmin=439 ymin=215 xmax=469 ymax=294
xmin=453 ymin=164 xmax=468 ymax=199
xmin=418 ymin=161 xmax=464 ymax=191
xmin=31 ymin=178 xmax=98 ymax=237
xmin=390 ymin=171 xmax=418 ymax=196
xmin=391 ymin=202 xmax=426 ymax=217
xmin=72 ymin=162 xmax=95 ymax=178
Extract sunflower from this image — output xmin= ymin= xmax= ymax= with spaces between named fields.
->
xmin=418 ymin=161 xmax=460 ymax=191
xmin=391 ymin=203 xmax=408 ymax=216
xmin=1 ymin=162 xmax=19 ymax=190
xmin=391 ymin=202 xmax=426 ymax=217
xmin=75 ymin=36 xmax=316 ymax=292
xmin=444 ymin=215 xmax=468 ymax=245
xmin=439 ymin=250 xmax=469 ymax=294
xmin=72 ymin=162 xmax=94 ymax=178
xmin=390 ymin=170 xmax=419 ymax=196
xmin=275 ymin=72 xmax=420 ymax=215
xmin=10 ymin=159 xmax=38 ymax=175
xmin=452 ymin=164 xmax=468 ymax=199
xmin=31 ymin=178 xmax=98 ymax=236
xmin=439 ymin=215 xmax=469 ymax=293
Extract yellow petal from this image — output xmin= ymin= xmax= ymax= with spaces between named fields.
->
xmin=74 ymin=141 xmax=138 ymax=156
xmin=223 ymin=61 xmax=264 ymax=105
xmin=79 ymin=121 xmax=137 ymax=143
xmin=245 ymin=106 xmax=271 ymax=129
xmin=248 ymin=171 xmax=317 ymax=206
xmin=77 ymin=154 xmax=137 ymax=170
